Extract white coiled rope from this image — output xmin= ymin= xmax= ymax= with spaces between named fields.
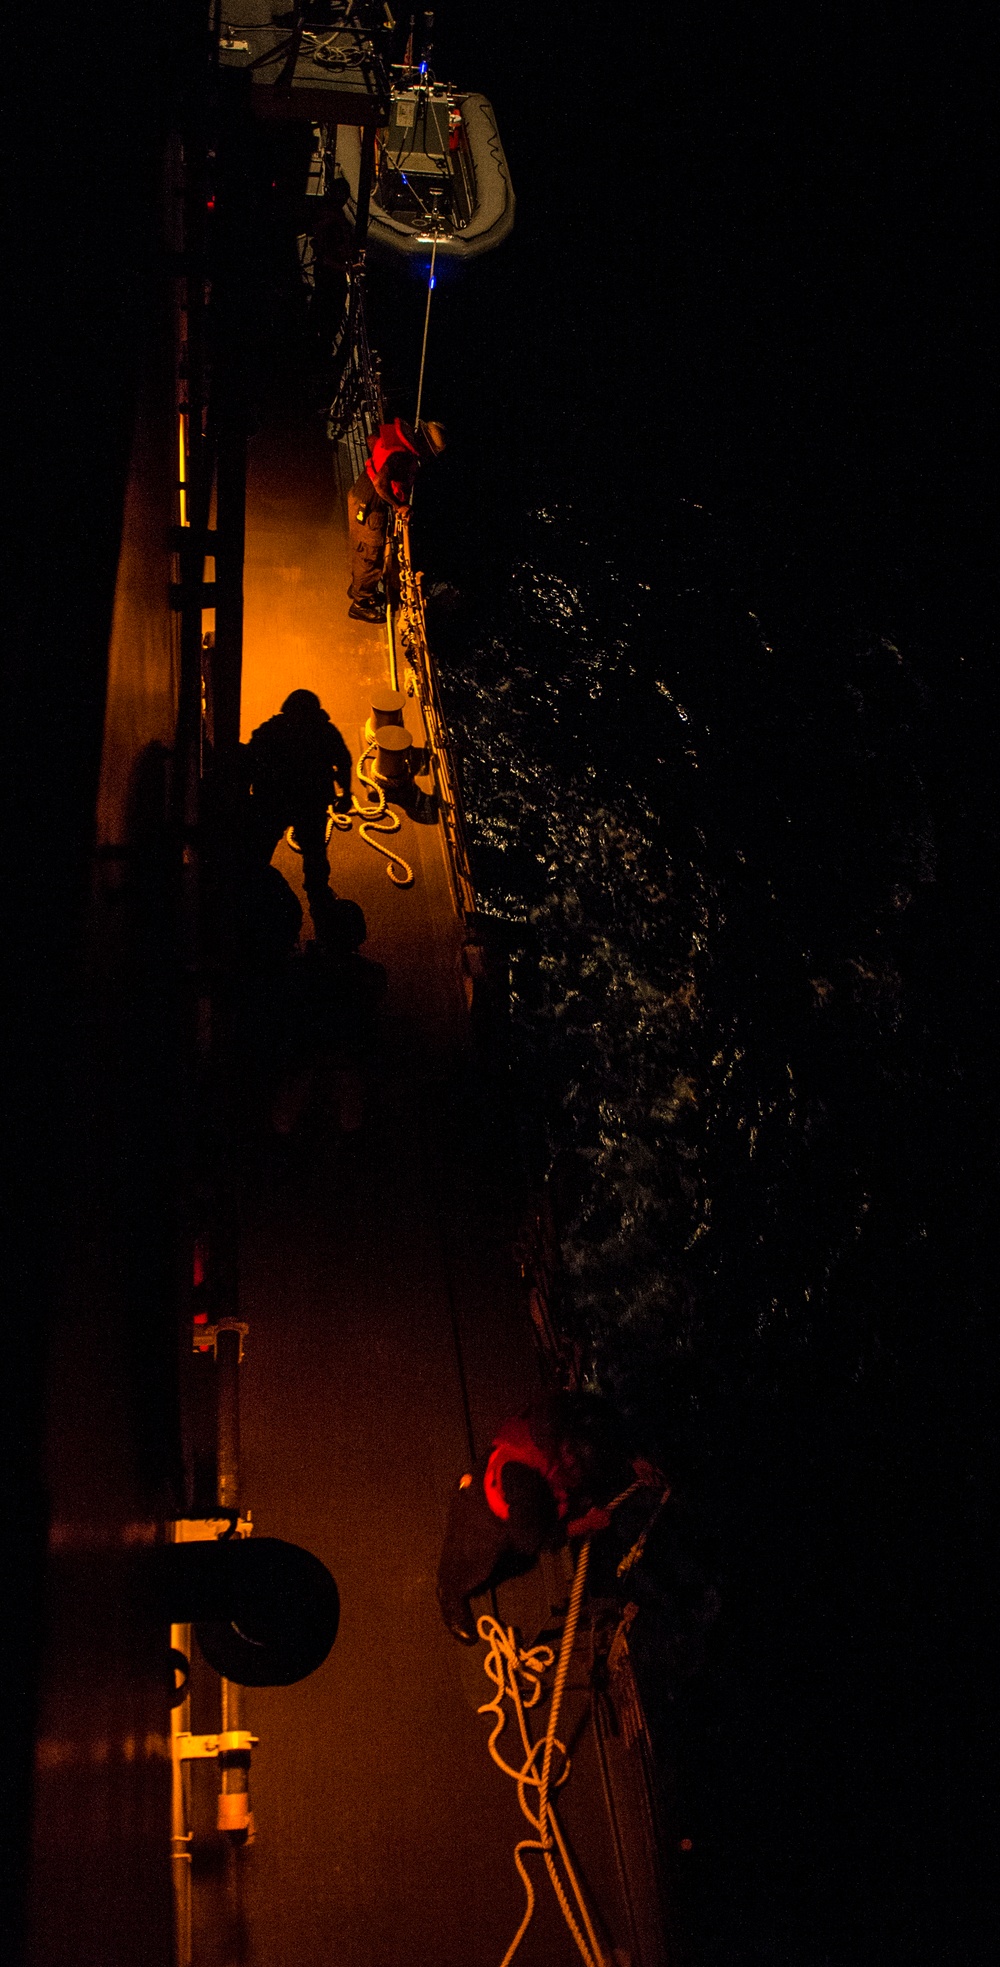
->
xmin=286 ymin=739 xmax=414 ymax=887
xmin=477 ymin=1538 xmax=607 ymax=1967
xmin=476 ymin=1476 xmax=666 ymax=1967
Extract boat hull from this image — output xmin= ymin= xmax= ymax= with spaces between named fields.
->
xmin=339 ymin=94 xmax=515 ymax=260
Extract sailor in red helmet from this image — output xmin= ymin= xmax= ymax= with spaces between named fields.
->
xmin=346 ymin=416 xmax=447 ymax=623
xmin=436 ymin=1390 xmax=664 ymax=1644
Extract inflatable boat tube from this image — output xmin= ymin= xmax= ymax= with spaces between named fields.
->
xmin=339 ymin=94 xmax=514 ymax=261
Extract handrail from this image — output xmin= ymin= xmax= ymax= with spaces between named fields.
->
xmin=325 ymin=264 xmax=384 ymax=457
xmin=327 ymin=282 xmax=480 ymax=943
xmin=395 ymin=510 xmax=479 ymax=938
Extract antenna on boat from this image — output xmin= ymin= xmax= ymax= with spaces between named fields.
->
xmin=416 ymin=9 xmax=433 ymax=88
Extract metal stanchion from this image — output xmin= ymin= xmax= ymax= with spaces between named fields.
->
xmin=215 ymin=1322 xmax=254 ymax=1841
xmin=170 ymin=1622 xmax=193 ymax=1967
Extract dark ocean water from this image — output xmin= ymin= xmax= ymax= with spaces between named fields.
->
xmin=418 ymin=486 xmax=994 ymax=1967
xmin=366 ymin=7 xmax=996 ymax=1960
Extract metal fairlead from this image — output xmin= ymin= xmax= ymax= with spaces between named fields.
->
xmin=174 ymin=1730 xmax=259 ymax=1760
xmin=169 ymin=1514 xmax=254 ymax=1541
xmin=192 ymin=1317 xmax=249 ymax=1360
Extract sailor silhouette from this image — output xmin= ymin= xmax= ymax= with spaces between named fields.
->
xmin=242 ymin=691 xmax=352 ymax=938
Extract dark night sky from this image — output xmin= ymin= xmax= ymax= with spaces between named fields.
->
xmin=407 ymin=0 xmax=995 ymax=915
xmin=385 ymin=3 xmax=994 ymax=659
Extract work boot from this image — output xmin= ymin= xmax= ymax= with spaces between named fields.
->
xmin=437 ymin=1585 xmax=477 ymax=1646
xmin=348 ymin=598 xmax=383 ymax=624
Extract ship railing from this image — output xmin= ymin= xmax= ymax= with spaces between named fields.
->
xmin=326 ymin=271 xmax=383 ymax=481
xmin=328 ymin=285 xmax=480 ymax=949
xmin=395 ymin=511 xmax=479 ymax=942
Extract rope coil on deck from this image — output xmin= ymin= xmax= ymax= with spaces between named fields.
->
xmin=331 ymin=741 xmax=414 ymax=887
xmin=476 ymin=1476 xmax=668 ymax=1967
xmin=477 ymin=1539 xmax=609 ymax=1967
xmin=285 ymin=739 xmax=414 ymax=888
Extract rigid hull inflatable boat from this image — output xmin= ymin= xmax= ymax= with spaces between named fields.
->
xmin=338 ymin=83 xmax=514 ymax=257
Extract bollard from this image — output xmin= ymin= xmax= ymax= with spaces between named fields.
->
xmin=370 ymin=688 xmax=406 ymax=729
xmin=374 ymin=725 xmax=413 ymax=785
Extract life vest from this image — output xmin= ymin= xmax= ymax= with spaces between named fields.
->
xmin=483 ymin=1415 xmax=571 ymax=1523
xmin=366 ymin=418 xmax=420 ymax=501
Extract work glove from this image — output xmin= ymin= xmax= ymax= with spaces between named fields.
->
xmin=566 ymin=1505 xmax=613 ymax=1539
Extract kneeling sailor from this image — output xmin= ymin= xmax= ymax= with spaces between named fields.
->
xmin=346 ymin=416 xmax=446 ymax=622
xmin=436 ymin=1390 xmax=663 ymax=1644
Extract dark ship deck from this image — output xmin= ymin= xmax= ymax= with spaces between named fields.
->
xmin=180 ymin=411 xmax=668 ymax=1967
xmin=17 ymin=17 xmax=670 ymax=1962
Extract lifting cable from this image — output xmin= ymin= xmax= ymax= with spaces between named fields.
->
xmin=285 ymin=739 xmax=414 ymax=888
xmin=414 ymin=239 xmax=438 ymax=429
xmin=476 ymin=1479 xmax=670 ymax=1967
